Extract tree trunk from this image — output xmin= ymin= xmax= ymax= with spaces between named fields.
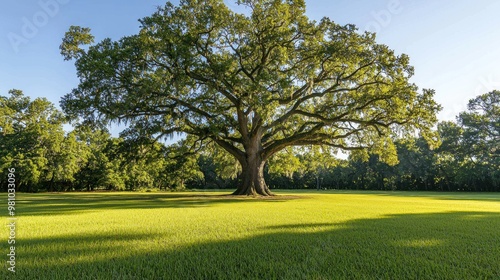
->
xmin=233 ymin=159 xmax=273 ymax=196
xmin=232 ymin=137 xmax=274 ymax=196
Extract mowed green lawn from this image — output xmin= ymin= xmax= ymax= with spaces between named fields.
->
xmin=1 ymin=190 xmax=500 ymax=279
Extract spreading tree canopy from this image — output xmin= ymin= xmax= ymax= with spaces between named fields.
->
xmin=60 ymin=0 xmax=440 ymax=195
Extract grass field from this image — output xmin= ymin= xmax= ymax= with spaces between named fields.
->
xmin=1 ymin=190 xmax=500 ymax=279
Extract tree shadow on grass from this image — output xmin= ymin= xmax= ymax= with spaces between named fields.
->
xmin=9 ymin=211 xmax=500 ymax=280
xmin=12 ymin=193 xmax=301 ymax=216
xmin=370 ymin=191 xmax=500 ymax=202
xmin=307 ymin=189 xmax=500 ymax=203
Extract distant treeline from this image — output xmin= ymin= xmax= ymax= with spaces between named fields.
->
xmin=1 ymin=90 xmax=499 ymax=192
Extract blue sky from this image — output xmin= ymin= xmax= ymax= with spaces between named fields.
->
xmin=2 ymin=0 xmax=500 ymax=129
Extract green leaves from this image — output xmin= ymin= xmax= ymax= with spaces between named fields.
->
xmin=60 ymin=26 xmax=95 ymax=61
xmin=458 ymin=90 xmax=499 ymax=167
xmin=0 ymin=90 xmax=69 ymax=190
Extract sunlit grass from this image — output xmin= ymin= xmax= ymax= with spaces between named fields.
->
xmin=1 ymin=190 xmax=500 ymax=279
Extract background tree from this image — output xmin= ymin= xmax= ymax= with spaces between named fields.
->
xmin=268 ymin=148 xmax=301 ymax=180
xmin=435 ymin=121 xmax=464 ymax=191
xmin=460 ymin=91 xmax=499 ymax=162
xmin=394 ymin=137 xmax=437 ymax=191
xmin=71 ymin=126 xmax=119 ymax=191
xmin=457 ymin=91 xmax=499 ymax=191
xmin=163 ymin=139 xmax=204 ymax=190
xmin=43 ymin=131 xmax=85 ymax=191
xmin=0 ymin=90 xmax=68 ymax=192
xmin=197 ymin=142 xmax=240 ymax=189
xmin=298 ymin=146 xmax=339 ymax=190
xmin=60 ymin=0 xmax=440 ymax=195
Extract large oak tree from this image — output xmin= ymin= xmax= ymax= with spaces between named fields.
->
xmin=60 ymin=0 xmax=440 ymax=195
